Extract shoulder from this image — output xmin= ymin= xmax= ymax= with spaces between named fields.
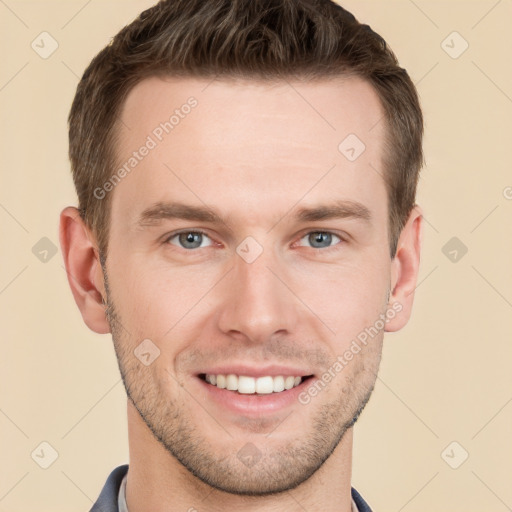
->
xmin=351 ymin=486 xmax=374 ymax=512
xmin=90 ymin=464 xmax=129 ymax=512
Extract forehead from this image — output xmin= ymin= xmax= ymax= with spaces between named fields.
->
xmin=117 ymin=75 xmax=384 ymax=149
xmin=110 ymin=75 xmax=387 ymax=231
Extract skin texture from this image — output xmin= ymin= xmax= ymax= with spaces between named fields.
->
xmin=60 ymin=75 xmax=422 ymax=512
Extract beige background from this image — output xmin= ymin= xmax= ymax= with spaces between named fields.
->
xmin=1 ymin=1 xmax=511 ymax=511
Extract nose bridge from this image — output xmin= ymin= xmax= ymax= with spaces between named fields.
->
xmin=217 ymin=237 xmax=297 ymax=343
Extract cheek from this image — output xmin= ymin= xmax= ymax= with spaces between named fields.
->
xmin=290 ymin=256 xmax=391 ymax=339
xmin=111 ymin=261 xmax=218 ymax=340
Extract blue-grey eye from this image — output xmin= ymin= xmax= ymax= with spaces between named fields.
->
xmin=300 ymin=232 xmax=341 ymax=249
xmin=168 ymin=231 xmax=212 ymax=250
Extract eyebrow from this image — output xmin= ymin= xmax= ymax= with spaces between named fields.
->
xmin=134 ymin=199 xmax=372 ymax=230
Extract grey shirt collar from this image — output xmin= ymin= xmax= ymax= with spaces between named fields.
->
xmin=117 ymin=472 xmax=360 ymax=512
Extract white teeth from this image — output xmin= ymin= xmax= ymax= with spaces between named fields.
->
xmin=273 ymin=376 xmax=285 ymax=392
xmin=284 ymin=376 xmax=295 ymax=390
xmin=255 ymin=376 xmax=274 ymax=394
xmin=216 ymin=374 xmax=226 ymax=389
xmin=226 ymin=374 xmax=238 ymax=391
xmin=238 ymin=376 xmax=256 ymax=394
xmin=204 ymin=374 xmax=304 ymax=394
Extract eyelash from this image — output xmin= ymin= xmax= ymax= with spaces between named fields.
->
xmin=163 ymin=229 xmax=347 ymax=253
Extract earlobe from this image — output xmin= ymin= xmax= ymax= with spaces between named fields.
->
xmin=59 ymin=206 xmax=111 ymax=334
xmin=385 ymin=205 xmax=423 ymax=333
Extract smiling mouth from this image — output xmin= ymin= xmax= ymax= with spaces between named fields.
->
xmin=198 ymin=373 xmax=315 ymax=395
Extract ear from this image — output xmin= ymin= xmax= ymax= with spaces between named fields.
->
xmin=59 ymin=206 xmax=111 ymax=334
xmin=385 ymin=204 xmax=423 ymax=332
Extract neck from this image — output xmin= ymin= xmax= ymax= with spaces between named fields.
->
xmin=125 ymin=400 xmax=354 ymax=512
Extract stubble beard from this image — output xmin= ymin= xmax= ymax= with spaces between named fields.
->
xmin=102 ymin=266 xmax=382 ymax=496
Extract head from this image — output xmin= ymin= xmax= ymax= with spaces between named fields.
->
xmin=60 ymin=0 xmax=423 ymax=497
xmin=69 ymin=0 xmax=423 ymax=261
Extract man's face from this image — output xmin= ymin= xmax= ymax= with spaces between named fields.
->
xmin=103 ymin=76 xmax=392 ymax=494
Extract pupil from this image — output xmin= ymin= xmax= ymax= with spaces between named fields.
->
xmin=312 ymin=232 xmax=330 ymax=247
xmin=180 ymin=232 xmax=201 ymax=248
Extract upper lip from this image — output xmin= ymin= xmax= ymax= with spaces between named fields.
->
xmin=197 ymin=364 xmax=314 ymax=378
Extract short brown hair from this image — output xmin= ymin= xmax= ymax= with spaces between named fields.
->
xmin=68 ymin=0 xmax=423 ymax=260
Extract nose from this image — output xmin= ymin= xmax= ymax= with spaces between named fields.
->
xmin=216 ymin=242 xmax=299 ymax=344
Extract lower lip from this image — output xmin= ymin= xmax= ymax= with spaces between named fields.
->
xmin=196 ymin=376 xmax=314 ymax=416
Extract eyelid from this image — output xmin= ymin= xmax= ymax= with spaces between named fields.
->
xmin=163 ymin=229 xmax=216 ymax=248
xmin=294 ymin=230 xmax=346 ymax=250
